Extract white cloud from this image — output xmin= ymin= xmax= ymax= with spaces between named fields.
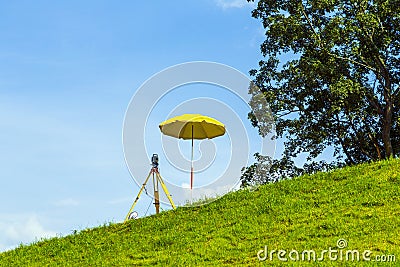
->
xmin=249 ymin=24 xmax=265 ymax=47
xmin=54 ymin=198 xmax=79 ymax=207
xmin=215 ymin=0 xmax=256 ymax=9
xmin=0 ymin=214 xmax=57 ymax=252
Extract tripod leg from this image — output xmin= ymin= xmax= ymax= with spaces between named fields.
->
xmin=124 ymin=170 xmax=152 ymax=223
xmin=156 ymin=173 xmax=177 ymax=210
xmin=153 ymin=172 xmax=160 ymax=214
xmin=154 ymin=190 xmax=160 ymax=214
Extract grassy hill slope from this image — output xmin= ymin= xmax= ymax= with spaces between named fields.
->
xmin=1 ymin=159 xmax=399 ymax=266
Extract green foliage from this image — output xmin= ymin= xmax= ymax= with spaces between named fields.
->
xmin=1 ymin=159 xmax=400 ymax=266
xmin=248 ymin=0 xmax=400 ymax=167
xmin=240 ymin=153 xmax=302 ymax=186
xmin=240 ymin=153 xmax=338 ymax=187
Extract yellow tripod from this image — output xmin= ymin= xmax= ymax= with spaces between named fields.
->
xmin=124 ymin=166 xmax=176 ymax=222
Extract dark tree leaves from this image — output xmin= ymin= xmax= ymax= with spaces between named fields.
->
xmin=242 ymin=0 xmax=400 ymax=185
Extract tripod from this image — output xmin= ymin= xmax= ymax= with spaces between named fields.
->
xmin=124 ymin=165 xmax=176 ymax=223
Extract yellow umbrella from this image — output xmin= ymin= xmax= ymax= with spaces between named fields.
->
xmin=159 ymin=114 xmax=226 ymax=189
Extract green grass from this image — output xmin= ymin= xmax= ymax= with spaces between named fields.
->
xmin=1 ymin=159 xmax=400 ymax=266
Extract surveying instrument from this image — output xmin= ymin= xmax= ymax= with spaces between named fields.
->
xmin=124 ymin=154 xmax=176 ymax=222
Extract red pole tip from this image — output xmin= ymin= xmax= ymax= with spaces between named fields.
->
xmin=190 ymin=167 xmax=194 ymax=189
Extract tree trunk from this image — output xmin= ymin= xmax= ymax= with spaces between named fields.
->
xmin=381 ymin=66 xmax=394 ymax=158
xmin=382 ymin=103 xmax=393 ymax=158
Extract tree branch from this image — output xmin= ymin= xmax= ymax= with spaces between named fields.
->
xmin=328 ymin=53 xmax=377 ymax=73
xmin=367 ymin=131 xmax=382 ymax=159
xmin=276 ymin=109 xmax=300 ymax=118
xmin=334 ymin=114 xmax=355 ymax=164
xmin=299 ymin=1 xmax=377 ymax=73
xmin=299 ymin=1 xmax=322 ymax=48
xmin=344 ymin=110 xmax=374 ymax=160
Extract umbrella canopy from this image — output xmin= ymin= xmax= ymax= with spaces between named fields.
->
xmin=159 ymin=114 xmax=226 ymax=191
xmin=159 ymin=114 xmax=225 ymax=140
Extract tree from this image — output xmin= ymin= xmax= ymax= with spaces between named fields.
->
xmin=245 ymin=0 xmax=400 ymax=178
xmin=240 ymin=153 xmax=303 ymax=187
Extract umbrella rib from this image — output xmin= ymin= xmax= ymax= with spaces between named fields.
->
xmin=199 ymin=123 xmax=209 ymax=139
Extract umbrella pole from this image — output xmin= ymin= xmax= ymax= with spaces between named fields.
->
xmin=190 ymin=125 xmax=194 ymax=203
xmin=191 ymin=125 xmax=194 ymax=190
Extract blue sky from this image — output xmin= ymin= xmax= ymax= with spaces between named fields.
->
xmin=0 ymin=0 xmax=277 ymax=251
